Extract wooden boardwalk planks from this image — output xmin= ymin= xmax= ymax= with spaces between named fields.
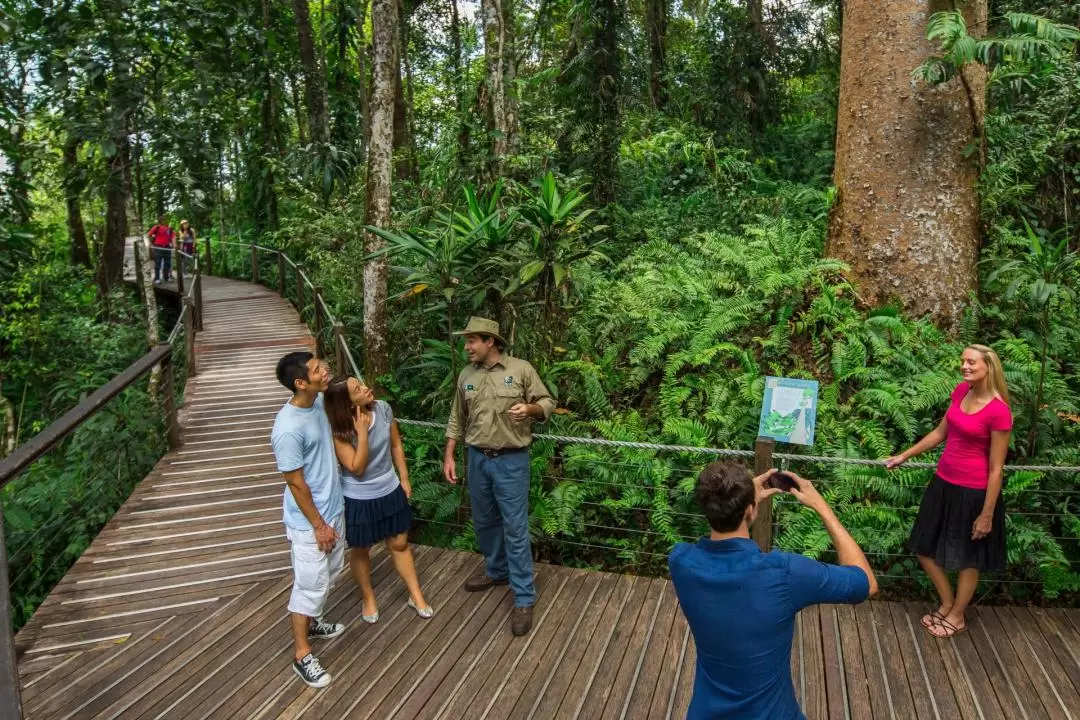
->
xmin=13 ymin=274 xmax=1080 ymax=719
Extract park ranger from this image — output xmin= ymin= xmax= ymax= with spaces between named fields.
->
xmin=442 ymin=317 xmax=555 ymax=636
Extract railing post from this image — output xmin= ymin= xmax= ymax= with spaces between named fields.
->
xmin=334 ymin=322 xmax=346 ymax=375
xmin=0 ymin=497 xmax=24 ymax=719
xmin=184 ymin=298 xmax=196 ymax=378
xmin=251 ymin=244 xmax=259 ymax=284
xmin=295 ymin=267 xmax=305 ymax=318
xmin=175 ymin=247 xmax=185 ymax=295
xmin=194 ymin=270 xmax=204 ymax=332
xmin=161 ymin=352 xmax=181 ymax=451
xmin=752 ymin=437 xmax=775 ymax=552
xmin=132 ymin=240 xmax=144 ymax=303
xmin=204 ymin=237 xmax=213 ymax=276
xmin=278 ymin=251 xmax=286 ymax=296
xmin=314 ymin=286 xmax=324 ymax=358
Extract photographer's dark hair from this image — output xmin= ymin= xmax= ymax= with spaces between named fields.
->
xmin=276 ymin=351 xmax=314 ymax=393
xmin=695 ymin=462 xmax=755 ymax=533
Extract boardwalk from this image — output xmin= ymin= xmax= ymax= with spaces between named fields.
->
xmin=123 ymin=236 xmax=186 ymax=294
xmin=13 ymin=277 xmax=1080 ymax=719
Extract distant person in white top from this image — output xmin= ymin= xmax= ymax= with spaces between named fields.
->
xmin=323 ymin=375 xmax=433 ymax=623
xmin=270 ymin=352 xmax=347 ymax=689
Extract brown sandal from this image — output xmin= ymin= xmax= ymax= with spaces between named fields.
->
xmin=925 ymin=616 xmax=967 ymax=638
xmin=920 ymin=609 xmax=946 ymax=629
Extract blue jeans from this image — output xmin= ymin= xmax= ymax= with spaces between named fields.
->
xmin=467 ymin=446 xmax=535 ymax=607
xmin=152 ymin=246 xmax=172 ymax=281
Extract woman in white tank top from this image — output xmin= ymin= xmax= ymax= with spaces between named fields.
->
xmin=324 ymin=376 xmax=432 ymax=622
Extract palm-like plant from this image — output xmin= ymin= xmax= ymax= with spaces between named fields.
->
xmin=986 ymin=220 xmax=1079 ymax=456
xmin=365 ymin=207 xmax=497 ymax=387
xmin=507 ymin=172 xmax=609 ymax=352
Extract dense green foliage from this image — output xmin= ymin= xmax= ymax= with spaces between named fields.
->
xmin=4 ymin=0 xmax=1080 ymax=624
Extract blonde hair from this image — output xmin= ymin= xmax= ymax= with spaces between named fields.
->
xmin=967 ymin=344 xmax=1009 ymax=406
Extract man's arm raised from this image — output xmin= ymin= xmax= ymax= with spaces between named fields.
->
xmin=784 ymin=471 xmax=878 ymax=598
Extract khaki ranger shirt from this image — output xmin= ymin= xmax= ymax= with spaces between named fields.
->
xmin=445 ymin=356 xmax=555 ymax=450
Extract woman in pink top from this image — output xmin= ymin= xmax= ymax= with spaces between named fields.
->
xmin=886 ymin=345 xmax=1012 ymax=639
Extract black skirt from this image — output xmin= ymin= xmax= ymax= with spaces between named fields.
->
xmin=907 ymin=475 xmax=1006 ymax=572
xmin=344 ymin=485 xmax=413 ymax=549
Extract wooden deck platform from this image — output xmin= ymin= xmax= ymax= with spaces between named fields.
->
xmin=122 ymin=236 xmax=187 ymax=294
xmin=13 ymin=277 xmax=1080 ymax=719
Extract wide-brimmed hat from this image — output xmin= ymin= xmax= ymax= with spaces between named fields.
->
xmin=452 ymin=316 xmax=506 ymax=346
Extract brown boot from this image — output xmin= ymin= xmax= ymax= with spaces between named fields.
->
xmin=511 ymin=606 xmax=533 ymax=636
xmin=464 ymin=574 xmax=509 ymax=592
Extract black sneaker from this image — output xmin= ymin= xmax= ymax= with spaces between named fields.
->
xmin=308 ymin=618 xmax=345 ymax=640
xmin=292 ymin=653 xmax=332 ymax=688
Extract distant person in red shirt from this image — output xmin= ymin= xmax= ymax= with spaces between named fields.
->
xmin=887 ymin=344 xmax=1012 ymax=638
xmin=147 ymin=214 xmax=175 ymax=283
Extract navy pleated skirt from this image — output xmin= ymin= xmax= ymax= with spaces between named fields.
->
xmin=344 ymin=485 xmax=412 ymax=549
xmin=907 ymin=475 xmax=1006 ymax=572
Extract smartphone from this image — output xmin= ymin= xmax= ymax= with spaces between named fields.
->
xmin=765 ymin=471 xmax=798 ymax=492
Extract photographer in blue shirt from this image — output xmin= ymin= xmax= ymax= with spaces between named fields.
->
xmin=670 ymin=463 xmax=878 ymax=720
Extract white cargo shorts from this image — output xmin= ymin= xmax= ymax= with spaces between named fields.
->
xmin=286 ymin=513 xmax=345 ymax=618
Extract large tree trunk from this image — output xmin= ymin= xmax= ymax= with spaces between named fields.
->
xmin=827 ymin=0 xmax=986 ymax=331
xmin=745 ymin=0 xmax=771 ymax=137
xmin=63 ymin=136 xmax=91 ymax=268
xmin=393 ymin=0 xmax=419 ymax=181
xmin=481 ymin=0 xmax=516 ymax=175
xmin=354 ymin=0 xmax=371 ymax=162
xmin=364 ymin=0 xmax=397 ymax=385
xmin=286 ymin=67 xmax=309 ymax=144
xmin=102 ymin=132 xmax=129 ymax=291
xmin=293 ymin=0 xmax=330 ymax=145
xmin=590 ymin=0 xmax=620 ymax=206
xmin=136 ymin=236 xmax=162 ymax=396
xmin=262 ymin=0 xmax=280 ymax=231
xmin=644 ymin=0 xmax=667 ymax=110
xmin=449 ymin=0 xmax=470 ymax=159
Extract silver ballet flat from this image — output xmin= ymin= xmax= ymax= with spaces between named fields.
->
xmin=408 ymin=599 xmax=435 ymax=619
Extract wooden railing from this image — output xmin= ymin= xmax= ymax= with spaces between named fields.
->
xmin=0 ymin=252 xmax=203 ymax=718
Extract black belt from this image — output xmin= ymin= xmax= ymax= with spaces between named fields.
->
xmin=471 ymin=446 xmax=527 ymax=458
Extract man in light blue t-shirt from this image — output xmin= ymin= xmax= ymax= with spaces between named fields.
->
xmin=270 ymin=351 xmax=346 ymax=689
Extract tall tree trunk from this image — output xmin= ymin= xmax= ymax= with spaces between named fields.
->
xmin=8 ymin=62 xmax=31 ymax=227
xmin=63 ymin=136 xmax=91 ymax=268
xmin=364 ymin=0 xmax=397 ymax=386
xmin=590 ymin=0 xmax=620 ymax=206
xmin=449 ymin=0 xmax=470 ymax=159
xmin=102 ymin=132 xmax=130 ymax=292
xmin=293 ymin=0 xmax=330 ymax=145
xmin=745 ymin=0 xmax=770 ymax=137
xmin=136 ymin=235 xmax=162 ymax=396
xmin=286 ymin=67 xmax=309 ymax=144
xmin=132 ymin=113 xmax=146 ymax=231
xmin=355 ymin=0 xmax=371 ymax=162
xmin=481 ymin=0 xmax=517 ymax=175
xmin=827 ymin=0 xmax=987 ymax=331
xmin=262 ymin=0 xmax=280 ymax=231
xmin=394 ymin=0 xmax=419 ymax=181
xmin=644 ymin=0 xmax=667 ymax=110
xmin=330 ymin=0 xmax=355 ymax=149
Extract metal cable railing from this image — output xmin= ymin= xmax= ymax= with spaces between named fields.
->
xmin=202 ymin=237 xmax=1080 ymax=598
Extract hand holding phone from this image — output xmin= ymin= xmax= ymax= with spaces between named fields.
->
xmin=764 ymin=471 xmax=798 ymax=492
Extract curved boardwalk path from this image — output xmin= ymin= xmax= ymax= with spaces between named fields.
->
xmin=13 ymin=277 xmax=1080 ymax=719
